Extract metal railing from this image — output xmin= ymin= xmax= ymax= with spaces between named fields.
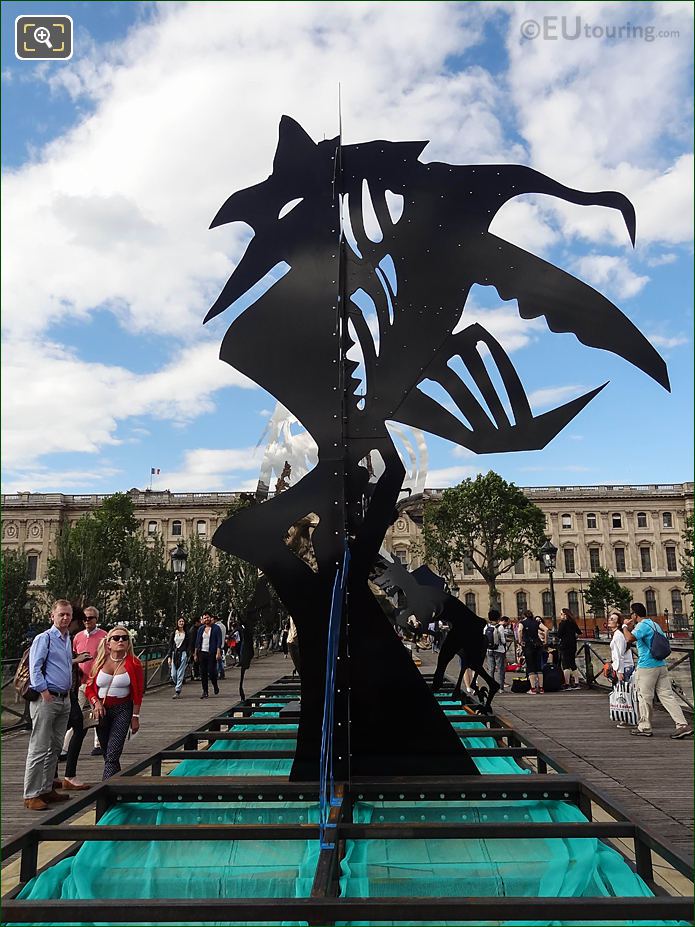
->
xmin=578 ymin=639 xmax=694 ymax=711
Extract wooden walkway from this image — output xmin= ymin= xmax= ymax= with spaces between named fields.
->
xmin=3 ymin=647 xmax=692 ymax=867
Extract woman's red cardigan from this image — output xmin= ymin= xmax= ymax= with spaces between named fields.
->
xmin=85 ymin=654 xmax=144 ymax=708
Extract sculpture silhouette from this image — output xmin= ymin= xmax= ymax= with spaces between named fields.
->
xmin=205 ymin=116 xmax=669 ymax=780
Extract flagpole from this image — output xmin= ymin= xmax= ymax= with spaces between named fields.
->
xmin=149 ymin=468 xmax=153 ymax=491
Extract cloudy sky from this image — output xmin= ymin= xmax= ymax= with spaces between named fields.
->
xmin=2 ymin=0 xmax=693 ymax=494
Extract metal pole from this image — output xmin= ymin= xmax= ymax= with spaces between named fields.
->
xmin=549 ymin=567 xmax=557 ymax=633
xmin=576 ymin=571 xmax=587 ymax=636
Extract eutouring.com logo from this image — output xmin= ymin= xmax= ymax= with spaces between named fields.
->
xmin=520 ymin=17 xmax=680 ymax=43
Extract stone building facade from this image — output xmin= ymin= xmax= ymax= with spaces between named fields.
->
xmin=384 ymin=482 xmax=693 ymax=629
xmin=2 ymin=482 xmax=692 ymax=628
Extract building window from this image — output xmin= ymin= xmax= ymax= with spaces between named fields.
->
xmin=196 ymin=520 xmax=207 ymax=537
xmin=514 ymin=557 xmax=524 ymax=575
xmin=171 ymin=520 xmax=182 ymax=536
xmin=586 ymin=513 xmax=597 ymax=529
xmin=671 ymin=590 xmax=683 ymax=616
xmin=561 ymin=513 xmax=572 ymax=529
xmin=516 ymin=591 xmax=527 ymax=616
xmin=147 ymin=520 xmax=158 ymax=535
xmin=611 ymin=513 xmax=622 ymax=529
xmin=614 ymin=547 xmax=626 ymax=573
xmin=589 ymin=548 xmax=601 ymax=572
xmin=394 ymin=547 xmax=409 ymax=566
xmin=663 ymin=512 xmax=673 ymax=528
xmin=462 ymin=555 xmax=474 ymax=576
xmin=542 ymin=591 xmax=553 ymax=617
xmin=640 ymin=547 xmax=652 ymax=572
xmin=636 ymin=512 xmax=648 ymax=528
xmin=563 ymin=548 xmax=575 ymax=573
xmin=665 ymin=546 xmax=677 ymax=571
xmin=27 ymin=554 xmax=38 ymax=582
xmin=464 ymin=592 xmax=476 ymax=611
xmin=567 ymin=591 xmax=579 ymax=616
xmin=645 ymin=590 xmax=657 ymax=616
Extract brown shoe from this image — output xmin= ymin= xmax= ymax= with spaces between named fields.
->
xmin=39 ymin=789 xmax=71 ymax=803
xmin=62 ymin=778 xmax=90 ymax=791
xmin=24 ymin=797 xmax=49 ymax=811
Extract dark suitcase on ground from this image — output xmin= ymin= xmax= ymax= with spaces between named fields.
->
xmin=542 ymin=663 xmax=564 ymax=692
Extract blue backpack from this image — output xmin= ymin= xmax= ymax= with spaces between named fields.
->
xmin=648 ymin=622 xmax=671 ymax=660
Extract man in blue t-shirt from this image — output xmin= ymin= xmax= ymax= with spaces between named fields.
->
xmin=622 ymin=602 xmax=691 ymax=739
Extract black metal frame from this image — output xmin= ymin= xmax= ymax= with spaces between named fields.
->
xmin=3 ymin=675 xmax=693 ymax=924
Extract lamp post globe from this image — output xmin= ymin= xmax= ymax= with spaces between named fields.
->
xmin=170 ymin=543 xmax=188 ymax=618
xmin=538 ymin=538 xmax=558 ymax=633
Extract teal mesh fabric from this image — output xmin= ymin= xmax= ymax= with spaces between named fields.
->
xmin=17 ymin=802 xmax=318 ymax=926
xmin=339 ymin=800 xmax=684 ymax=926
xmin=170 ymin=735 xmax=293 ymax=777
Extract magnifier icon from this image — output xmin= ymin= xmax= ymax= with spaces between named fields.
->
xmin=33 ymin=26 xmax=53 ymax=49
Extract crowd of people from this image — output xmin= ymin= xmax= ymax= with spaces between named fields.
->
xmin=20 ymin=593 xmax=690 ymax=812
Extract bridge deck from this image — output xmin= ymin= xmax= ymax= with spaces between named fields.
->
xmin=2 ymin=650 xmax=692 ymax=890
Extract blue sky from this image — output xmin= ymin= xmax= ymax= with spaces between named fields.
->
xmin=2 ymin=1 xmax=693 ymax=494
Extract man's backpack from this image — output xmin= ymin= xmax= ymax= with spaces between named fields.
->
xmin=484 ymin=624 xmax=497 ymax=649
xmin=13 ymin=647 xmax=35 ymax=701
xmin=13 ymin=632 xmax=49 ymax=702
xmin=648 ymin=622 xmax=671 ymax=660
xmin=542 ymin=662 xmax=564 ymax=693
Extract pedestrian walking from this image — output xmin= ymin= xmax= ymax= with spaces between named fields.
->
xmin=623 ymin=603 xmax=692 ymax=739
xmin=72 ymin=606 xmax=107 ymax=756
xmin=57 ymin=606 xmax=92 ymax=791
xmin=215 ymin=615 xmax=227 ymax=679
xmin=22 ymin=600 xmax=74 ymax=810
xmin=86 ymin=626 xmax=144 ymax=779
xmin=606 ymin=611 xmax=637 ymax=728
xmin=194 ymin=610 xmax=222 ymax=698
xmin=520 ymin=609 xmax=545 ymax=695
xmin=167 ymin=617 xmax=192 ymax=699
xmin=557 ymin=608 xmax=582 ymax=689
xmin=485 ymin=610 xmax=507 ymax=692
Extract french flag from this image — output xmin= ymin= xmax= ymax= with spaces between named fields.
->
xmin=151 ymin=467 xmax=160 ymax=475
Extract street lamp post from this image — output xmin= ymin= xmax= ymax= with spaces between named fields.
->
xmin=538 ymin=538 xmax=558 ymax=633
xmin=170 ymin=542 xmax=188 ymax=619
xmin=575 ymin=570 xmax=587 ymax=637
xmin=663 ymin=607 xmax=670 ymax=638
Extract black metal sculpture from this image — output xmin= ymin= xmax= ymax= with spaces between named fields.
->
xmin=205 ymin=116 xmax=669 ymax=780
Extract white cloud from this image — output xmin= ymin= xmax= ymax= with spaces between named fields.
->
xmin=2 ymin=465 xmax=122 ymax=493
xmin=573 ymin=254 xmax=649 ymax=299
xmin=425 ymin=465 xmax=485 ymax=488
xmin=506 ymin=2 xmax=694 ymax=246
xmin=1 ymin=338 xmax=255 ymax=469
xmin=645 ymin=251 xmax=678 ymax=267
xmin=151 ymin=446 xmax=265 ymax=492
xmin=528 ymin=385 xmax=591 ymax=412
xmin=646 ymin=333 xmax=689 ymax=349
xmin=454 ymin=306 xmax=545 ymax=352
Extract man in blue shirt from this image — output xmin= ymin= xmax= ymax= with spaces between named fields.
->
xmin=623 ymin=602 xmax=691 ymax=739
xmin=23 ymin=600 xmax=75 ymax=809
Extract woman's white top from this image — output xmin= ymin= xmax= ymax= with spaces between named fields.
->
xmin=610 ymin=630 xmax=634 ymax=673
xmin=174 ymin=630 xmax=185 ymax=648
xmin=96 ymin=669 xmax=131 ymax=699
xmin=201 ymin=627 xmax=211 ymax=653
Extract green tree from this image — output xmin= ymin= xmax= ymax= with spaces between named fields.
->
xmin=421 ymin=472 xmax=546 ymax=607
xmin=583 ymin=567 xmax=632 ymax=617
xmin=116 ymin=533 xmax=174 ymax=639
xmin=46 ymin=493 xmax=139 ymax=614
xmin=1 ymin=549 xmax=38 ymax=658
xmin=681 ymin=514 xmax=693 ymax=597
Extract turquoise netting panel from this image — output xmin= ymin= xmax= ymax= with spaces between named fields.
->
xmin=339 ymin=800 xmax=684 ymax=926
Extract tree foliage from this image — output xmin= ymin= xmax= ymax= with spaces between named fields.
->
xmin=1 ymin=549 xmax=39 ymax=658
xmin=583 ymin=567 xmax=632 ymax=616
xmin=421 ymin=472 xmax=546 ymax=606
xmin=46 ymin=493 xmax=138 ymax=613
xmin=681 ymin=514 xmax=694 ymax=598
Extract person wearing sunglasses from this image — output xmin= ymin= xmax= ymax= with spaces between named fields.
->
xmin=85 ymin=627 xmax=144 ymax=779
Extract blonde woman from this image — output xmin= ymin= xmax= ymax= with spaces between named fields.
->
xmin=85 ymin=627 xmax=144 ymax=779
